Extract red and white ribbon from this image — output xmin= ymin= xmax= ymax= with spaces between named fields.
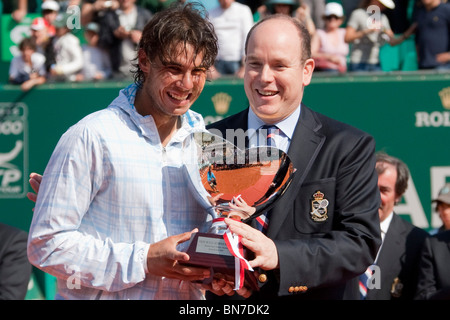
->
xmin=223 ymin=226 xmax=254 ymax=290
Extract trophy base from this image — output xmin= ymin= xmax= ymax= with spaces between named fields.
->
xmin=180 ymin=232 xmax=259 ymax=291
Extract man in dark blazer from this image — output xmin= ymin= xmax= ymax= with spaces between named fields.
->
xmin=0 ymin=223 xmax=32 ymax=299
xmin=206 ymin=14 xmax=382 ymax=299
xmin=359 ymin=153 xmax=429 ymax=300
xmin=415 ymin=230 xmax=450 ymax=300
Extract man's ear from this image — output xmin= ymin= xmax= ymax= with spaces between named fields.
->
xmin=302 ymin=58 xmax=315 ymax=87
xmin=138 ymin=48 xmax=150 ymax=74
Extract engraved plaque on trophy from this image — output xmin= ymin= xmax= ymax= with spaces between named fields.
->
xmin=180 ymin=131 xmax=296 ymax=291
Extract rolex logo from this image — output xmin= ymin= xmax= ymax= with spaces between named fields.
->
xmin=415 ymin=87 xmax=450 ymax=127
xmin=211 ymin=92 xmax=232 ymax=115
xmin=439 ymin=87 xmax=450 ymax=110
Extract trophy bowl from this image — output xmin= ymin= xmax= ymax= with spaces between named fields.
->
xmin=179 ymin=131 xmax=296 ymax=291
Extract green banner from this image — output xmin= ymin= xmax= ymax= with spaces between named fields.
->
xmin=0 ymin=101 xmax=28 ymax=198
xmin=1 ymin=14 xmax=40 ymax=62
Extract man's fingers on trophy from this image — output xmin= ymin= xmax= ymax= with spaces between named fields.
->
xmin=177 ymin=228 xmax=198 ymax=245
xmin=249 ymin=246 xmax=279 ymax=271
xmin=175 ymin=263 xmax=210 ymax=279
xmin=170 ymin=249 xmax=190 ymax=263
xmin=209 ymin=280 xmax=230 ymax=296
xmin=233 ymin=195 xmax=246 ymax=205
xmin=168 ymin=229 xmax=197 ymax=261
xmin=208 ymin=193 xmax=224 ymax=205
xmin=239 ymin=236 xmax=257 ymax=250
xmin=236 ymin=285 xmax=252 ymax=298
xmin=214 ymin=279 xmax=234 ymax=296
xmin=211 ymin=278 xmax=224 ymax=291
xmin=202 ymin=283 xmax=225 ymax=296
xmin=248 ymin=255 xmax=266 ymax=269
xmin=224 ymin=217 xmax=248 ymax=234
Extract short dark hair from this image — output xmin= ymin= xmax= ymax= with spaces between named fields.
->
xmin=19 ymin=37 xmax=37 ymax=52
xmin=132 ymin=2 xmax=218 ymax=85
xmin=244 ymin=14 xmax=311 ymax=64
xmin=376 ymin=152 xmax=410 ymax=197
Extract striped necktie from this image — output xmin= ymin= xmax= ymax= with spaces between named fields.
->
xmin=255 ymin=125 xmax=278 ymax=233
xmin=259 ymin=124 xmax=278 ymax=147
xmin=359 ymin=266 xmax=374 ymax=299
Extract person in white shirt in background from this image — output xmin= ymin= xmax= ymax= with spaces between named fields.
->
xmin=9 ymin=37 xmax=47 ymax=91
xmin=75 ymin=22 xmax=112 ymax=81
xmin=48 ymin=12 xmax=84 ymax=82
xmin=208 ymin=0 xmax=254 ymax=79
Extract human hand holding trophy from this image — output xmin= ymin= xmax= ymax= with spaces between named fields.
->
xmin=180 ymin=131 xmax=296 ymax=292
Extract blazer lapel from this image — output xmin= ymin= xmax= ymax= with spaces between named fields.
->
xmin=267 ymin=105 xmax=326 ymax=238
xmin=208 ymin=109 xmax=249 ymax=148
xmin=366 ymin=214 xmax=405 ymax=299
xmin=377 ymin=214 xmax=406 ymax=266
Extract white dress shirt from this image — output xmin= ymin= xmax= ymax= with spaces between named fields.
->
xmin=28 ymin=84 xmax=211 ymax=299
xmin=374 ymin=211 xmax=394 ymax=263
xmin=247 ymin=105 xmax=301 ymax=153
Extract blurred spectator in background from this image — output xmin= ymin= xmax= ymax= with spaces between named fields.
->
xmin=98 ymin=0 xmax=152 ymax=79
xmin=236 ymin=0 xmax=265 ymax=16
xmin=138 ymin=0 xmax=177 ymax=12
xmin=47 ymin=13 xmax=84 ymax=81
xmin=8 ymin=0 xmax=31 ymax=22
xmin=9 ymin=37 xmax=46 ymax=91
xmin=41 ymin=0 xmax=61 ymax=36
xmin=302 ymin=0 xmax=326 ymax=29
xmin=75 ymin=22 xmax=112 ymax=81
xmin=412 ymin=0 xmax=450 ymax=70
xmin=260 ymin=0 xmax=298 ymax=17
xmin=30 ymin=17 xmax=52 ymax=55
xmin=430 ymin=183 xmax=450 ymax=234
xmin=312 ymin=2 xmax=349 ymax=73
xmin=29 ymin=17 xmax=57 ymax=77
xmin=377 ymin=0 xmax=418 ymax=72
xmin=208 ymin=0 xmax=254 ymax=79
xmin=415 ymin=230 xmax=450 ymax=300
xmin=45 ymin=0 xmax=81 ymax=13
xmin=345 ymin=0 xmax=413 ymax=71
xmin=341 ymin=0 xmax=362 ymax=17
xmin=384 ymin=0 xmax=416 ymax=34
xmin=80 ymin=0 xmax=120 ymax=25
xmin=0 ymin=223 xmax=32 ymax=300
xmin=262 ymin=0 xmax=316 ymax=35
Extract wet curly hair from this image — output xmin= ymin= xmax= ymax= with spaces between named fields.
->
xmin=131 ymin=2 xmax=218 ymax=86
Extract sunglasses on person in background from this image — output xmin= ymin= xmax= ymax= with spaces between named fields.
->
xmin=325 ymin=15 xmax=341 ymax=20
